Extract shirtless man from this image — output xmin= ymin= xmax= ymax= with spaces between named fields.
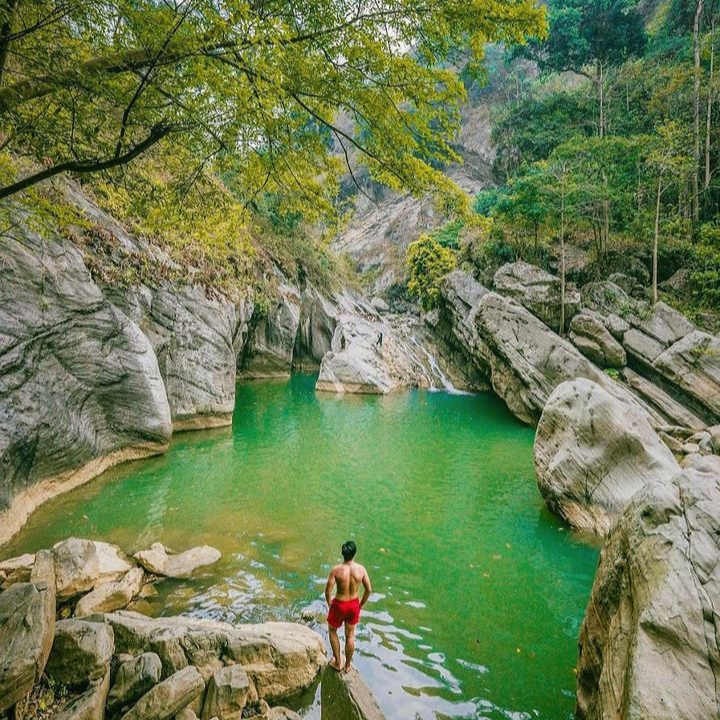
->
xmin=325 ymin=540 xmax=372 ymax=672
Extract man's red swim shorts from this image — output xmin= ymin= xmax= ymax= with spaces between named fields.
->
xmin=327 ymin=597 xmax=361 ymax=628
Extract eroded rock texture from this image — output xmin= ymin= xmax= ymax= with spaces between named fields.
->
xmin=577 ymin=466 xmax=720 ymax=720
xmin=0 ymin=221 xmax=171 ymax=544
xmin=534 ymin=379 xmax=680 ymax=535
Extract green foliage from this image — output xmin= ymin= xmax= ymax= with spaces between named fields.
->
xmin=0 ymin=0 xmax=546 ymax=214
xmin=406 ymin=234 xmax=458 ymax=310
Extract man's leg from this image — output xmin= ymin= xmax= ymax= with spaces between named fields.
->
xmin=344 ymin=622 xmax=356 ymax=672
xmin=328 ymin=624 xmax=342 ymax=670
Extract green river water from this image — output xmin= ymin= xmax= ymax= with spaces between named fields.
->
xmin=4 ymin=375 xmax=600 ymax=720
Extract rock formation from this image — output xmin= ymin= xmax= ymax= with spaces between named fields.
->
xmin=534 ymin=378 xmax=680 ymax=535
xmin=0 ymin=219 xmax=172 ymax=546
xmin=577 ymin=466 xmax=720 ymax=720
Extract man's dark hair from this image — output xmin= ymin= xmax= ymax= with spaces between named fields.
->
xmin=341 ymin=541 xmax=357 ymax=561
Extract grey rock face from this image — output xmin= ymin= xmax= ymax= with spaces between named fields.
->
xmin=133 ymin=543 xmax=221 ymax=579
xmin=104 ymin=611 xmax=325 ymax=703
xmin=0 ymin=223 xmax=171 ymax=545
xmin=107 ymin=652 xmax=163 ymax=718
xmin=0 ymin=574 xmax=56 ymax=712
xmin=493 ymin=261 xmax=580 ymax=332
xmin=46 ymin=619 xmax=115 ymax=686
xmin=534 ymin=379 xmax=680 ymax=535
xmin=119 ymin=666 xmax=205 ymax=720
xmin=241 ymin=284 xmax=301 ymax=377
xmin=568 ymin=311 xmax=626 ymax=368
xmin=440 ymin=272 xmax=658 ymax=426
xmin=316 ymin=314 xmax=430 ymax=394
xmin=293 ymin=285 xmax=339 ymax=371
xmin=576 ymin=467 xmax=720 ymax=720
xmin=201 ymin=665 xmax=250 ymax=720
xmin=114 ymin=284 xmax=249 ymax=430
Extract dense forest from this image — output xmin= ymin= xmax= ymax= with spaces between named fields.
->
xmin=408 ymin=0 xmax=720 ymax=327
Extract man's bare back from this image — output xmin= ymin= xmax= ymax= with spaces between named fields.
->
xmin=325 ymin=540 xmax=372 ymax=672
xmin=329 ymin=560 xmax=369 ymax=601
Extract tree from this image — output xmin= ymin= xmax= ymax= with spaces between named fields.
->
xmin=0 ymin=0 xmax=546 ymax=205
xmin=524 ymin=0 xmax=646 ymax=137
xmin=406 ymin=234 xmax=457 ymax=310
xmin=645 ymin=122 xmax=695 ymax=302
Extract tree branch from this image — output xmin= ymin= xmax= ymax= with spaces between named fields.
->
xmin=0 ymin=123 xmax=171 ymax=199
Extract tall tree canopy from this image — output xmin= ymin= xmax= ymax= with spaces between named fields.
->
xmin=0 ymin=0 xmax=546 ymax=204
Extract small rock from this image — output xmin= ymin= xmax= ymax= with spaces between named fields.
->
xmin=0 ymin=552 xmax=35 ymax=588
xmin=120 ymin=666 xmax=205 ymax=720
xmin=201 ymin=666 xmax=250 ymax=720
xmin=708 ymin=424 xmax=720 ymax=454
xmin=94 ymin=541 xmax=135 ymax=584
xmin=138 ymin=584 xmax=158 ymax=599
xmin=53 ymin=538 xmax=100 ymax=599
xmin=682 ymin=453 xmax=720 ymax=474
xmin=370 ymin=297 xmax=389 ymax=313
xmin=175 ymin=709 xmax=199 ymax=720
xmin=134 ymin=544 xmax=221 ymax=579
xmin=699 ymin=435 xmax=714 ymax=455
xmin=683 ymin=443 xmax=701 ymax=455
xmin=659 ymin=431 xmax=684 ymax=454
xmin=107 ymin=652 xmax=163 ymax=718
xmin=75 ymin=568 xmax=144 ymax=617
xmin=46 ymin=619 xmax=115 ymax=686
xmin=265 ymin=709 xmax=302 ymax=720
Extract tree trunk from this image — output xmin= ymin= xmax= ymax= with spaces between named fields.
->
xmin=706 ymin=19 xmax=715 ymax=192
xmin=693 ymin=0 xmax=704 ymax=221
xmin=0 ymin=0 xmax=19 ymax=87
xmin=653 ymin=176 xmax=662 ymax=305
xmin=560 ymin=178 xmax=567 ymax=336
xmin=597 ymin=61 xmax=605 ymax=139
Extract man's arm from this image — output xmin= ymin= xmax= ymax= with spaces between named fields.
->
xmin=325 ymin=569 xmax=336 ymax=607
xmin=360 ymin=569 xmax=372 ymax=608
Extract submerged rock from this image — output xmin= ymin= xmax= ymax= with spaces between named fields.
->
xmin=133 ymin=543 xmax=220 ymax=579
xmin=577 ymin=467 xmax=720 ymax=720
xmin=534 ymin=379 xmax=680 ymax=535
xmin=104 ymin=611 xmax=325 ymax=703
xmin=0 ymin=221 xmax=171 ymax=546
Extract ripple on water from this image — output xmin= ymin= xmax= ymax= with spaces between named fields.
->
xmin=3 ymin=375 xmax=599 ymax=720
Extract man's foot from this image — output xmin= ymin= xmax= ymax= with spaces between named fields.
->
xmin=343 ymin=663 xmax=353 ymax=674
xmin=328 ymin=658 xmax=342 ymax=671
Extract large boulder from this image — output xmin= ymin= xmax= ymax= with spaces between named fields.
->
xmin=53 ymin=538 xmax=100 ymax=598
xmin=439 ymin=273 xmax=659 ymax=426
xmin=46 ymin=619 xmax=115 ymax=686
xmin=75 ymin=567 xmax=144 ymax=617
xmin=534 ymin=379 xmax=681 ymax=535
xmin=52 ymin=671 xmax=111 ymax=720
xmin=104 ymin=612 xmax=325 ymax=703
xmin=316 ymin=315 xmax=430 ymax=394
xmin=493 ymin=261 xmax=580 ymax=332
xmin=107 ymin=653 xmax=163 ymax=718
xmin=320 ymin=668 xmax=386 ymax=720
xmin=113 ymin=284 xmax=251 ymax=430
xmin=120 ymin=666 xmax=205 ymax=720
xmin=241 ymin=283 xmax=301 ymax=378
xmin=568 ymin=311 xmax=626 ymax=369
xmin=133 ymin=543 xmax=220 ymax=579
xmin=0 ymin=551 xmax=56 ymax=712
xmin=0 ymin=222 xmax=171 ymax=546
xmin=576 ymin=466 xmax=720 ymax=720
